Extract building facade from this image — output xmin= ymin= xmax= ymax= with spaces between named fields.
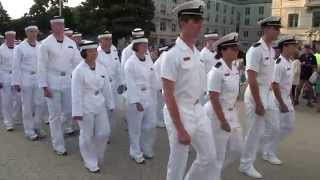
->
xmin=151 ymin=0 xmax=272 ymax=49
xmin=272 ymin=0 xmax=320 ymax=48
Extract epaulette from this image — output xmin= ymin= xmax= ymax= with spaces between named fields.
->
xmin=253 ymin=42 xmax=261 ymax=48
xmin=276 ymin=58 xmax=281 ymax=64
xmin=215 ymin=62 xmax=222 ymax=68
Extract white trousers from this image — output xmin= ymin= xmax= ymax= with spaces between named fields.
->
xmin=240 ymin=101 xmax=279 ymax=171
xmin=126 ymin=102 xmax=156 ymax=158
xmin=0 ymin=83 xmax=20 ymax=128
xmin=78 ymin=106 xmax=110 ymax=170
xmin=164 ymin=103 xmax=218 ymax=180
xmin=264 ymin=111 xmax=295 ymax=156
xmin=46 ymin=88 xmax=72 ymax=152
xmin=21 ymin=85 xmax=45 ymax=136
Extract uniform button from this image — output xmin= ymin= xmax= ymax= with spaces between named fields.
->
xmin=94 ymin=91 xmax=99 ymax=96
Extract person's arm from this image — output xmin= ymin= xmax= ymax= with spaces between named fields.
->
xmin=246 ymin=48 xmax=265 ymax=116
xmin=71 ymin=68 xmax=83 ymax=121
xmin=37 ymin=43 xmax=51 ymax=97
xmin=102 ymin=72 xmax=115 ymax=111
xmin=12 ymin=46 xmax=22 ymax=92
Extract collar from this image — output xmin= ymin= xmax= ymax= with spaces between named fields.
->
xmin=176 ymin=37 xmax=196 ymax=52
xmin=259 ymin=38 xmax=270 ymax=51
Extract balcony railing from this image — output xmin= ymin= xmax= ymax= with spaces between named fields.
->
xmin=305 ymin=0 xmax=320 ymax=7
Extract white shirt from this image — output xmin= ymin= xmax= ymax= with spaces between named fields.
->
xmin=38 ymin=34 xmax=81 ymax=90
xmin=0 ymin=43 xmax=15 ymax=84
xmin=97 ymin=46 xmax=121 ymax=91
xmin=154 ymin=52 xmax=167 ymax=89
xmin=72 ymin=61 xmax=115 ymax=117
xmin=124 ymin=53 xmax=155 ymax=107
xmin=161 ymin=37 xmax=206 ymax=105
xmin=207 ymin=59 xmax=240 ymax=128
xmin=272 ymin=55 xmax=294 ymax=111
xmin=246 ymin=38 xmax=275 ymax=88
xmin=200 ymin=47 xmax=218 ymax=74
xmin=12 ymin=40 xmax=40 ymax=87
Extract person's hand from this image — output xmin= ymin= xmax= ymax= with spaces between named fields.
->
xmin=177 ymin=128 xmax=191 ymax=145
xmin=220 ymin=121 xmax=231 ymax=132
xmin=255 ymin=103 xmax=265 ymax=116
xmin=13 ymin=85 xmax=21 ymax=92
xmin=136 ymin=103 xmax=144 ymax=112
xmin=73 ymin=116 xmax=83 ymax=122
xmin=279 ymin=103 xmax=289 ymax=113
xmin=43 ymin=87 xmax=52 ymax=98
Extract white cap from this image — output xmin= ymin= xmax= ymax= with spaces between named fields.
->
xmin=98 ymin=31 xmax=112 ymax=39
xmin=0 ymin=35 xmax=4 ymax=39
xmin=25 ymin=25 xmax=39 ymax=32
xmin=132 ymin=37 xmax=148 ymax=44
xmin=277 ymin=35 xmax=297 ymax=47
xmin=50 ymin=16 xmax=65 ymax=24
xmin=132 ymin=28 xmax=144 ymax=38
xmin=72 ymin=32 xmax=82 ymax=37
xmin=204 ymin=32 xmax=219 ymax=39
xmin=64 ymin=28 xmax=73 ymax=35
xmin=173 ymin=0 xmax=205 ymax=18
xmin=258 ymin=16 xmax=282 ymax=27
xmin=80 ymin=40 xmax=99 ymax=51
xmin=5 ymin=31 xmax=16 ymax=36
xmin=213 ymin=32 xmax=239 ymax=50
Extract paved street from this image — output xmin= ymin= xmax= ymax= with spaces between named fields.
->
xmin=0 ymin=101 xmax=319 ymax=180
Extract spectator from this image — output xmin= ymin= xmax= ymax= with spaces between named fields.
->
xmin=295 ymin=44 xmax=317 ymax=107
xmin=292 ymin=50 xmax=301 ymax=105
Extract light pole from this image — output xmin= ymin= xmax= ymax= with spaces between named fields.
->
xmin=59 ymin=0 xmax=63 ymax=16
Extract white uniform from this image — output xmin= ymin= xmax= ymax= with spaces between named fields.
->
xmin=200 ymin=47 xmax=218 ymax=74
xmin=38 ymin=35 xmax=80 ymax=153
xmin=12 ymin=40 xmax=45 ymax=137
xmin=240 ymin=38 xmax=279 ymax=171
xmin=153 ymin=52 xmax=166 ymax=127
xmin=0 ymin=44 xmax=20 ymax=129
xmin=266 ymin=55 xmax=295 ymax=156
xmin=72 ymin=61 xmax=114 ymax=171
xmin=204 ymin=60 xmax=243 ymax=180
xmin=124 ymin=53 xmax=157 ymax=159
xmin=97 ymin=46 xmax=121 ymax=130
xmin=161 ymin=37 xmax=217 ymax=180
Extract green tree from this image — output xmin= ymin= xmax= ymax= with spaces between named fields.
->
xmin=0 ymin=2 xmax=11 ymax=34
xmin=76 ymin=0 xmax=155 ymax=42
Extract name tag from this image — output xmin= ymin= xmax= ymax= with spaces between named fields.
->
xmin=68 ymin=46 xmax=74 ymax=49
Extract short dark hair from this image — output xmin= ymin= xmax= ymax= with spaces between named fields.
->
xmin=80 ymin=49 xmax=87 ymax=59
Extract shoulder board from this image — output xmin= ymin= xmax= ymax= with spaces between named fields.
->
xmin=253 ymin=42 xmax=261 ymax=48
xmin=215 ymin=62 xmax=222 ymax=68
xmin=276 ymin=58 xmax=281 ymax=64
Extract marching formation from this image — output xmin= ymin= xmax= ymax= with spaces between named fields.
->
xmin=0 ymin=0 xmax=307 ymax=179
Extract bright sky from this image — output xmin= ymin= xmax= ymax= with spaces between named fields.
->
xmin=1 ymin=0 xmax=85 ymax=19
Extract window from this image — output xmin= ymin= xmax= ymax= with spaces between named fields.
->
xmin=259 ymin=7 xmax=264 ymax=15
xmin=223 ymin=5 xmax=227 ymax=14
xmin=223 ymin=29 xmax=226 ymax=35
xmin=245 ymin=18 xmax=250 ymax=25
xmin=237 ymin=12 xmax=241 ymax=21
xmin=231 ymin=7 xmax=235 ymax=15
xmin=223 ymin=16 xmax=226 ymax=24
xmin=160 ymin=4 xmax=166 ymax=15
xmin=215 ymin=14 xmax=219 ymax=23
xmin=172 ymin=24 xmax=176 ymax=32
xmin=288 ymin=14 xmax=299 ymax=27
xmin=216 ymin=2 xmax=220 ymax=11
xmin=207 ymin=1 xmax=211 ymax=9
xmin=230 ymin=18 xmax=234 ymax=25
xmin=244 ymin=31 xmax=249 ymax=37
xmin=245 ymin=7 xmax=250 ymax=15
xmin=313 ymin=12 xmax=320 ymax=27
xmin=160 ymin=22 xmax=166 ymax=31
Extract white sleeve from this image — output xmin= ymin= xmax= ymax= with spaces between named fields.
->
xmin=272 ymin=63 xmax=282 ymax=84
xmin=72 ymin=48 xmax=82 ymax=69
xmin=114 ymin=55 xmax=122 ymax=89
xmin=71 ymin=68 xmax=84 ymax=117
xmin=38 ymin=44 xmax=49 ymax=88
xmin=125 ymin=60 xmax=141 ymax=104
xmin=120 ymin=48 xmax=129 ymax=85
xmin=12 ymin=47 xmax=22 ymax=86
xmin=246 ymin=48 xmax=261 ymax=73
xmin=161 ymin=52 xmax=178 ymax=82
xmin=0 ymin=49 xmax=3 ymax=83
xmin=102 ymin=73 xmax=115 ymax=110
xmin=207 ymin=68 xmax=223 ymax=93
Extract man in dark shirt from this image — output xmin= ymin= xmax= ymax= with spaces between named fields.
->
xmin=295 ymin=44 xmax=317 ymax=106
